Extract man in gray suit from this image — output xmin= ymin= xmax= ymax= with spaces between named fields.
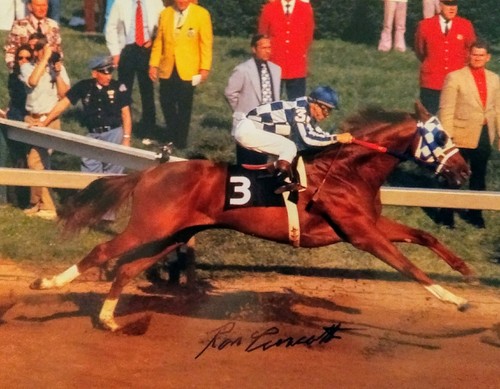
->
xmin=225 ymin=34 xmax=281 ymax=164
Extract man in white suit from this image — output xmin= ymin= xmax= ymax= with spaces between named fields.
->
xmin=105 ymin=0 xmax=164 ymax=137
xmin=0 ymin=0 xmax=26 ymax=31
xmin=439 ymin=39 xmax=500 ymax=228
xmin=225 ymin=34 xmax=281 ymax=164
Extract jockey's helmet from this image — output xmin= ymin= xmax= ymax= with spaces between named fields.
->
xmin=309 ymin=86 xmax=340 ymax=110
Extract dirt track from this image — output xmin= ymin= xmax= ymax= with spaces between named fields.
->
xmin=0 ymin=260 xmax=499 ymax=389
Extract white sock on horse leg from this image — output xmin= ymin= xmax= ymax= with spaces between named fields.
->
xmin=99 ymin=298 xmax=120 ymax=331
xmin=53 ymin=265 xmax=80 ymax=287
xmin=424 ymin=284 xmax=468 ymax=308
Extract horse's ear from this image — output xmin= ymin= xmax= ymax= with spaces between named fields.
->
xmin=414 ymin=100 xmax=431 ymax=121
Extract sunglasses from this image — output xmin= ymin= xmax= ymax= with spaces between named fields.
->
xmin=318 ymin=103 xmax=333 ymax=116
xmin=17 ymin=55 xmax=31 ymax=60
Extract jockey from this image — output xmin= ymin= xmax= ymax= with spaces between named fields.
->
xmin=233 ymin=85 xmax=353 ymax=193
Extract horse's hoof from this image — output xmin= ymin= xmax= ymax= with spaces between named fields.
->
xmin=30 ymin=278 xmax=51 ymax=290
xmin=99 ymin=317 xmax=120 ymax=332
xmin=457 ymin=301 xmax=470 ymax=312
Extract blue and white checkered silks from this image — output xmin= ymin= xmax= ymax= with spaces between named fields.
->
xmin=246 ymin=97 xmax=335 ymax=151
xmin=414 ymin=116 xmax=459 ymax=174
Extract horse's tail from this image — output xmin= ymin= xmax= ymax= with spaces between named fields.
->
xmin=59 ymin=171 xmax=144 ymax=233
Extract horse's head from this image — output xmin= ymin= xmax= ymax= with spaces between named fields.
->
xmin=412 ymin=101 xmax=470 ymax=187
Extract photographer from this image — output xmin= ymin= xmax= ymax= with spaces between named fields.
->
xmin=19 ymin=37 xmax=69 ymax=220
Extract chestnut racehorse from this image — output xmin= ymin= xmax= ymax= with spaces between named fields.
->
xmin=31 ymin=102 xmax=474 ymax=331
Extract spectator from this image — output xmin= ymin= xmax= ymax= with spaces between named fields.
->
xmin=19 ymin=38 xmax=70 ymax=219
xmin=106 ymin=0 xmax=164 ymax=138
xmin=258 ymin=0 xmax=314 ymax=100
xmin=225 ymin=34 xmax=281 ymax=165
xmin=414 ymin=0 xmax=475 ymax=115
xmin=149 ymin=0 xmax=213 ymax=149
xmin=4 ymin=0 xmax=63 ymax=72
xmin=438 ymin=40 xmax=500 ymax=229
xmin=103 ymin=0 xmax=117 ymax=31
xmin=378 ymin=0 xmax=408 ymax=52
xmin=41 ymin=56 xmax=132 ymax=225
xmin=422 ymin=0 xmax=440 ymax=18
xmin=0 ymin=44 xmax=33 ymax=208
xmin=233 ymin=86 xmax=353 ymax=193
xmin=0 ymin=0 xmax=26 ymax=31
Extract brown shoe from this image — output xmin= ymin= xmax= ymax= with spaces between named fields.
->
xmin=275 ymin=160 xmax=291 ymax=175
xmin=23 ymin=204 xmax=40 ymax=215
xmin=32 ymin=209 xmax=57 ymax=220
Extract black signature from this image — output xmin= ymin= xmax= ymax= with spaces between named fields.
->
xmin=195 ymin=322 xmax=342 ymax=359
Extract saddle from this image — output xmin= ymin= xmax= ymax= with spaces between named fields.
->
xmin=242 ymin=158 xmax=306 ymax=194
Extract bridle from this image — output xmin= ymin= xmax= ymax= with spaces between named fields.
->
xmin=312 ymin=115 xmax=460 ymax=203
xmin=413 ymin=116 xmax=460 ymax=175
xmin=352 ymin=115 xmax=459 ymax=176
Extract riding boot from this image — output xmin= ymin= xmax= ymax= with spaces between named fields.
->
xmin=274 ymin=160 xmax=304 ymax=194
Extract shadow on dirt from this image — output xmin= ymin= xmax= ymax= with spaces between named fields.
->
xmin=11 ymin=284 xmax=360 ymax=334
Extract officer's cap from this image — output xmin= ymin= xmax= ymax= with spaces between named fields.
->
xmin=440 ymin=0 xmax=458 ymax=5
xmin=89 ymin=56 xmax=114 ymax=74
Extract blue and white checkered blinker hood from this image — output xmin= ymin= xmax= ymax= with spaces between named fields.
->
xmin=414 ymin=116 xmax=459 ymax=174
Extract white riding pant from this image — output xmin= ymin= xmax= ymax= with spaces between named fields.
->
xmin=233 ymin=118 xmax=297 ymax=163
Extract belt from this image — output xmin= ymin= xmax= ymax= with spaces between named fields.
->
xmin=29 ymin=113 xmax=49 ymax=119
xmin=90 ymin=125 xmax=112 ymax=134
xmin=126 ymin=41 xmax=152 ymax=49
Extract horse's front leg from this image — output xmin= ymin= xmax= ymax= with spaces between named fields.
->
xmin=99 ymin=243 xmax=182 ymax=331
xmin=376 ymin=216 xmax=476 ymax=281
xmin=30 ymin=233 xmax=143 ymax=290
xmin=330 ymin=211 xmax=469 ymax=310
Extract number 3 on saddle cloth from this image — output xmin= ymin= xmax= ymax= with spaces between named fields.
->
xmin=224 ymin=157 xmax=307 ymax=210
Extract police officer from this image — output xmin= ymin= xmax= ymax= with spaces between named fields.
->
xmin=42 ymin=55 xmax=132 ymax=175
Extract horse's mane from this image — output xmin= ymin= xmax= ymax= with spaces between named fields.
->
xmin=339 ymin=106 xmax=413 ymax=136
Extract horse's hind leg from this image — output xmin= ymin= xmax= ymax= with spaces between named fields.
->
xmin=376 ymin=216 xmax=476 ymax=280
xmin=99 ymin=243 xmax=183 ymax=331
xmin=30 ymin=231 xmax=146 ymax=290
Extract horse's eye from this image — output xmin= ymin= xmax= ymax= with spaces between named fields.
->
xmin=435 ymin=131 xmax=448 ymax=147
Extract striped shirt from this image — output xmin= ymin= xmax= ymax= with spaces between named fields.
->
xmin=246 ymin=97 xmax=337 ymax=152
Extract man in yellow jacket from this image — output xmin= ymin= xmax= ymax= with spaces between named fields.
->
xmin=149 ymin=0 xmax=212 ymax=149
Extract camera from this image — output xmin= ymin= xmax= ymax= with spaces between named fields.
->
xmin=49 ymin=51 xmax=61 ymax=64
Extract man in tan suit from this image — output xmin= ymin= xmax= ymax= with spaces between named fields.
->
xmin=439 ymin=39 xmax=500 ymax=228
xmin=149 ymin=0 xmax=212 ymax=149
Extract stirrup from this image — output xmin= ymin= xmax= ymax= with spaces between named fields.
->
xmin=274 ymin=182 xmax=306 ymax=195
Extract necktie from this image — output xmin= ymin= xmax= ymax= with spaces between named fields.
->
xmin=135 ymin=1 xmax=145 ymax=46
xmin=261 ymin=63 xmax=273 ymax=104
xmin=37 ymin=21 xmax=42 ymax=34
xmin=444 ymin=20 xmax=450 ymax=36
xmin=176 ymin=11 xmax=184 ymax=29
xmin=285 ymin=4 xmax=290 ymax=16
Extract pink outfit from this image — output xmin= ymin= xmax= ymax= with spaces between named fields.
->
xmin=422 ymin=0 xmax=440 ymax=19
xmin=378 ymin=0 xmax=408 ymax=52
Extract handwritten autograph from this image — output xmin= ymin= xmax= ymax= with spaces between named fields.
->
xmin=195 ymin=322 xmax=342 ymax=359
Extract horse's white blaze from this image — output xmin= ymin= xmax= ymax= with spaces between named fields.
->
xmin=424 ymin=284 xmax=468 ymax=307
xmin=99 ymin=298 xmax=119 ymax=331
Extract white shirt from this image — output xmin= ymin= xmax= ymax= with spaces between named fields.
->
xmin=439 ymin=15 xmax=453 ymax=34
xmin=281 ymin=0 xmax=296 ymax=15
xmin=174 ymin=4 xmax=190 ymax=32
xmin=20 ymin=62 xmax=70 ymax=114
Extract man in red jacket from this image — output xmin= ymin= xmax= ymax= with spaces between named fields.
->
xmin=414 ymin=0 xmax=475 ymax=114
xmin=258 ymin=0 xmax=314 ymax=100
